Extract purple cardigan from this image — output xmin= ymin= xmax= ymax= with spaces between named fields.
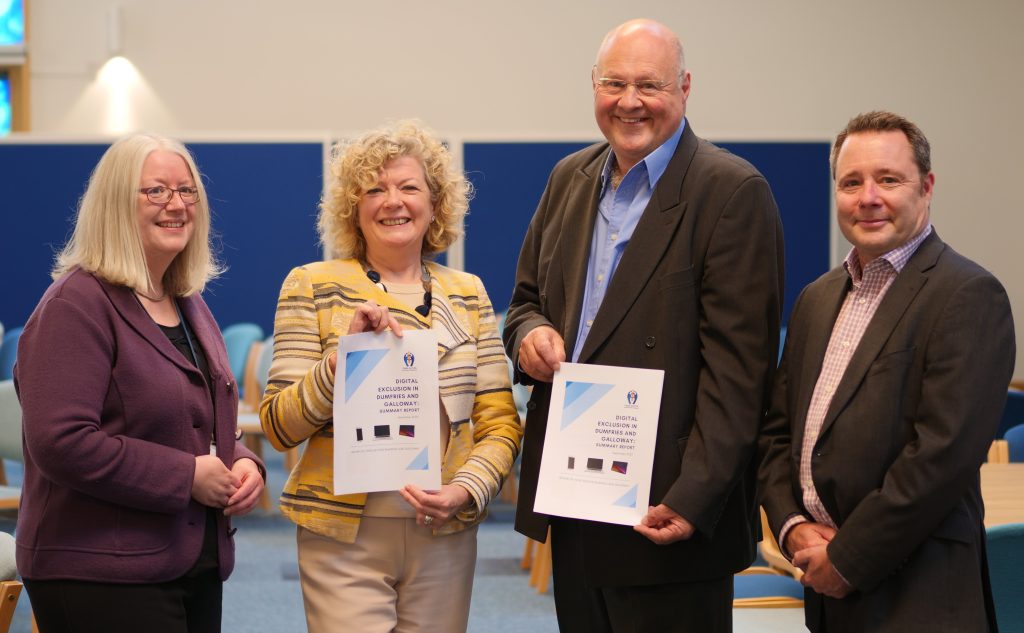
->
xmin=14 ymin=268 xmax=263 ymax=583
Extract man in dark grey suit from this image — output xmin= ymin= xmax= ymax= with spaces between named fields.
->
xmin=759 ymin=111 xmax=1014 ymax=632
xmin=503 ymin=18 xmax=784 ymax=632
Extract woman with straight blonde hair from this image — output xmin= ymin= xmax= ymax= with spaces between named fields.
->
xmin=15 ymin=133 xmax=265 ymax=633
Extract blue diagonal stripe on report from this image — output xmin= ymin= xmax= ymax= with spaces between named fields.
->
xmin=406 ymin=447 xmax=430 ymax=470
xmin=561 ymin=381 xmax=614 ymax=429
xmin=613 ymin=485 xmax=638 ymax=508
xmin=344 ymin=348 xmax=389 ymax=401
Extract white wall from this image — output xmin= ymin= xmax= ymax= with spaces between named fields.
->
xmin=24 ymin=0 xmax=1024 ymax=379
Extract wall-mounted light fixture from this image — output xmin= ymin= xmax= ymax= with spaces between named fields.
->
xmin=107 ymin=5 xmax=122 ymax=59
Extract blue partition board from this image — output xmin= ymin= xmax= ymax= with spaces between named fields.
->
xmin=464 ymin=140 xmax=831 ymax=323
xmin=0 ymin=143 xmax=105 ymax=331
xmin=4 ymin=138 xmax=827 ymax=356
xmin=0 ymin=142 xmax=323 ymax=336
xmin=719 ymin=141 xmax=832 ymax=322
xmin=464 ymin=142 xmax=591 ymax=313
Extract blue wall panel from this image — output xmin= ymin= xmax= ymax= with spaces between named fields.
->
xmin=0 ymin=143 xmax=106 ymax=331
xmin=464 ymin=140 xmax=831 ymax=324
xmin=0 ymin=142 xmax=323 ymax=336
xmin=464 ymin=142 xmax=590 ymax=312
xmin=3 ymin=138 xmax=829 ymax=353
xmin=189 ymin=142 xmax=323 ymax=335
xmin=717 ymin=141 xmax=832 ymax=322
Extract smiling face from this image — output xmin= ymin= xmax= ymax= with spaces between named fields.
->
xmin=356 ymin=155 xmax=434 ymax=264
xmin=136 ymin=149 xmax=197 ymax=281
xmin=593 ymin=21 xmax=689 ymax=172
xmin=834 ymin=131 xmax=934 ymax=267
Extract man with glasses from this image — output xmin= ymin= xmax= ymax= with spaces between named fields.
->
xmin=503 ymin=18 xmax=784 ymax=632
xmin=758 ymin=111 xmax=1013 ymax=632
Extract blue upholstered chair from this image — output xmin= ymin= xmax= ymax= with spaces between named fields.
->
xmin=0 ymin=380 xmax=23 ymax=510
xmin=987 ymin=522 xmax=1024 ymax=633
xmin=0 ymin=327 xmax=23 ymax=381
xmin=998 ymin=390 xmax=1024 ymax=439
xmin=255 ymin=334 xmax=275 ymax=396
xmin=1004 ymin=424 xmax=1024 ymax=463
xmin=221 ymin=323 xmax=264 ymax=398
xmin=0 ymin=386 xmax=28 ymax=625
xmin=733 ymin=572 xmax=804 ymax=607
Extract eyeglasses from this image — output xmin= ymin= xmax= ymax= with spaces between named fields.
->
xmin=594 ymin=77 xmax=678 ymax=98
xmin=139 ymin=186 xmax=200 ymax=205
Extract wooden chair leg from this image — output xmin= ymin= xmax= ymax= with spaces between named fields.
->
xmin=0 ymin=581 xmax=21 ymax=633
xmin=528 ymin=528 xmax=552 ymax=594
xmin=284 ymin=446 xmax=299 ymax=471
xmin=521 ymin=537 xmax=535 ymax=570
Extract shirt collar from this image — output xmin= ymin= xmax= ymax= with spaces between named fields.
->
xmin=600 ymin=118 xmax=687 ymax=194
xmin=844 ymin=223 xmax=933 ymax=282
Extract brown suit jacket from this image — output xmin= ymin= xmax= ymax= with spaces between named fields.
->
xmin=504 ymin=123 xmax=785 ymax=585
xmin=759 ymin=231 xmax=1015 ymax=632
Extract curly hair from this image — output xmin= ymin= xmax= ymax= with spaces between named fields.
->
xmin=319 ymin=120 xmax=472 ymax=260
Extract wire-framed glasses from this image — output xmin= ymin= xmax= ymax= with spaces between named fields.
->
xmin=139 ymin=186 xmax=200 ymax=205
xmin=594 ymin=77 xmax=678 ymax=98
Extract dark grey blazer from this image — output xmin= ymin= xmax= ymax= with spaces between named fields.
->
xmin=504 ymin=123 xmax=785 ymax=586
xmin=759 ymin=231 xmax=1015 ymax=632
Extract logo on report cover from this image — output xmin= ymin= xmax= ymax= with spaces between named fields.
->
xmin=403 ymin=352 xmax=415 ymax=368
xmin=626 ymin=390 xmax=638 ymax=405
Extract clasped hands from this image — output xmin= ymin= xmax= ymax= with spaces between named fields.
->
xmin=786 ymin=522 xmax=853 ymax=598
xmin=400 ymin=484 xmax=473 ymax=528
xmin=191 ymin=456 xmax=264 ymax=516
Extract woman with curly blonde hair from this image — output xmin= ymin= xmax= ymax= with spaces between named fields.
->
xmin=261 ymin=120 xmax=522 ymax=632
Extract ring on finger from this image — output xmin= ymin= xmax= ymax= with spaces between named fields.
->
xmin=423 ymin=515 xmax=434 ymax=525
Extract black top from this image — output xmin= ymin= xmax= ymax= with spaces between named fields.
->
xmin=158 ymin=321 xmax=212 ymax=387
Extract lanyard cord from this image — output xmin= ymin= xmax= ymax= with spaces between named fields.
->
xmin=173 ymin=300 xmax=215 ymax=449
xmin=173 ymin=299 xmax=200 ymax=368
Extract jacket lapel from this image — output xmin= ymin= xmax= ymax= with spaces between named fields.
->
xmin=179 ymin=294 xmax=230 ymax=383
xmin=817 ymin=232 xmax=943 ymax=440
xmin=576 ymin=126 xmax=696 ymax=363
xmin=793 ymin=270 xmax=849 ymax=449
xmin=551 ymin=148 xmax=606 ymax=358
xmin=99 ymin=277 xmax=200 ymax=376
xmin=426 ymin=265 xmax=471 ymax=359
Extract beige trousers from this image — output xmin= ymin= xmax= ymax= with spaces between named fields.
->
xmin=297 ymin=518 xmax=478 ymax=633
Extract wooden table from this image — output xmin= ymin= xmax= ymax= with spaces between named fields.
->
xmin=981 ymin=463 xmax=1024 ymax=527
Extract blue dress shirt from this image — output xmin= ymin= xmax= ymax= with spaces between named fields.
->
xmin=571 ymin=120 xmax=686 ymax=361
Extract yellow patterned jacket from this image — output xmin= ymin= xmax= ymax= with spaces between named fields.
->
xmin=260 ymin=258 xmax=522 ymax=543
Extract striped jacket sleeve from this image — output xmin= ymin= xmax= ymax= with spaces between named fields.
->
xmin=259 ymin=266 xmax=336 ymax=450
